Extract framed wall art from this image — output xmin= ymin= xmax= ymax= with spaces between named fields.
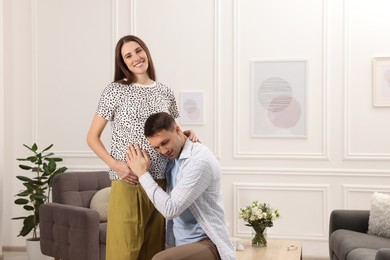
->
xmin=373 ymin=57 xmax=390 ymax=107
xmin=251 ymin=60 xmax=307 ymax=138
xmin=180 ymin=91 xmax=204 ymax=125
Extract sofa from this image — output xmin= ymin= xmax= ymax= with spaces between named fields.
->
xmin=329 ymin=209 xmax=390 ymax=260
xmin=40 ymin=171 xmax=111 ymax=260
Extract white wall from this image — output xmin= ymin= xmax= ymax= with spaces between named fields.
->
xmin=3 ymin=0 xmax=390 ymax=258
xmin=0 ymin=0 xmax=4 ymax=256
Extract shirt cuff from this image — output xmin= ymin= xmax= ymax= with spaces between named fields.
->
xmin=139 ymin=172 xmax=156 ymax=188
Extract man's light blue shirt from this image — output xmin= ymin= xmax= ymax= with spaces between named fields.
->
xmin=169 ymin=159 xmax=207 ymax=246
xmin=139 ymin=138 xmax=236 ymax=260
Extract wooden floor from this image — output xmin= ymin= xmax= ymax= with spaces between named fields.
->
xmin=1 ymin=251 xmax=328 ymax=260
xmin=2 ymin=252 xmax=29 ymax=260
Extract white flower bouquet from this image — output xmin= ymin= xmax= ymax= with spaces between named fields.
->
xmin=239 ymin=200 xmax=280 ymax=246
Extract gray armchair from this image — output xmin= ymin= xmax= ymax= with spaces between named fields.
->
xmin=329 ymin=209 xmax=390 ymax=260
xmin=40 ymin=171 xmax=111 ymax=260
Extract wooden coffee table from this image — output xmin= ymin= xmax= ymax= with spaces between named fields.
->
xmin=236 ymin=239 xmax=302 ymax=260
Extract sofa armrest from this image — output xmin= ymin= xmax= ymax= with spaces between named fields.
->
xmin=40 ymin=203 xmax=101 ymax=260
xmin=329 ymin=210 xmax=369 ymax=236
xmin=376 ymin=248 xmax=390 ymax=260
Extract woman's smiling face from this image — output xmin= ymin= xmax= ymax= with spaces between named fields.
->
xmin=121 ymin=41 xmax=149 ymax=76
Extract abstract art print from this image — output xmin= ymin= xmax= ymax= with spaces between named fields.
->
xmin=180 ymin=91 xmax=204 ymax=125
xmin=373 ymin=57 xmax=390 ymax=107
xmin=251 ymin=60 xmax=307 ymax=138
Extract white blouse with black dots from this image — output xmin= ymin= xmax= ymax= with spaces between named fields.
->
xmin=96 ymin=81 xmax=179 ymax=180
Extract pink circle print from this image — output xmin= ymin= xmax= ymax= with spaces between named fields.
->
xmin=267 ymin=96 xmax=301 ymax=128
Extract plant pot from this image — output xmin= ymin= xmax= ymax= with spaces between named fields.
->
xmin=26 ymin=239 xmax=51 ymax=260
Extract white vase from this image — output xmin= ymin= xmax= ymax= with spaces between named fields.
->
xmin=26 ymin=239 xmax=51 ymax=260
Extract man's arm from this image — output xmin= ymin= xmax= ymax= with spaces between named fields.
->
xmin=126 ymin=144 xmax=212 ymax=219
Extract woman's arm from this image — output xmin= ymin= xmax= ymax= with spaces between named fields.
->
xmin=87 ymin=115 xmax=138 ymax=184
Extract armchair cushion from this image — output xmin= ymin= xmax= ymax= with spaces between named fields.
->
xmin=90 ymin=187 xmax=111 ymax=221
xmin=330 ymin=229 xmax=390 ymax=260
xmin=368 ymin=192 xmax=390 ymax=238
xmin=376 ymin=248 xmax=390 ymax=260
xmin=347 ymin=248 xmax=377 ymax=260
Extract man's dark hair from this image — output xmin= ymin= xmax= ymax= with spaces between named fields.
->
xmin=144 ymin=112 xmax=176 ymax=137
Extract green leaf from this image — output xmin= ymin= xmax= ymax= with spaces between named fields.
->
xmin=47 ymin=159 xmax=56 ymax=172
xmin=42 ymin=160 xmax=55 ymax=175
xmin=12 ymin=216 xmax=26 ymax=220
xmin=42 ymin=162 xmax=48 ymax=173
xmin=45 ymin=157 xmax=62 ymax=162
xmin=42 ymin=144 xmax=53 ymax=153
xmin=23 ymin=183 xmax=35 ymax=191
xmin=16 ymin=190 xmax=30 ymax=197
xmin=22 ymin=144 xmax=33 ymax=152
xmin=18 ymin=216 xmax=36 ymax=237
xmin=23 ymin=215 xmax=35 ymax=224
xmin=26 ymin=156 xmax=38 ymax=163
xmin=16 ymin=155 xmax=37 ymax=163
xmin=34 ymin=176 xmax=48 ymax=182
xmin=17 ymin=156 xmax=38 ymax=163
xmin=31 ymin=143 xmax=38 ymax=152
xmin=16 ymin=175 xmax=34 ymax=182
xmin=15 ymin=198 xmax=29 ymax=205
xmin=31 ymin=194 xmax=46 ymax=200
xmin=23 ymin=205 xmax=34 ymax=211
xmin=42 ymin=153 xmax=54 ymax=159
xmin=19 ymin=165 xmax=33 ymax=170
xmin=57 ymin=166 xmax=68 ymax=173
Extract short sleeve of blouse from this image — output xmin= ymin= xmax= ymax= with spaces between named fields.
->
xmin=168 ymin=88 xmax=179 ymax=119
xmin=96 ymin=83 xmax=121 ymax=121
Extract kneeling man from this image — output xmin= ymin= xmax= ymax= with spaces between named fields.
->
xmin=127 ymin=112 xmax=235 ymax=260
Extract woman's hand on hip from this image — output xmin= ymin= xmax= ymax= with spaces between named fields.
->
xmin=113 ymin=161 xmax=139 ymax=185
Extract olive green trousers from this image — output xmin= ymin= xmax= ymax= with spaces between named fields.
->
xmin=106 ymin=179 xmax=167 ymax=260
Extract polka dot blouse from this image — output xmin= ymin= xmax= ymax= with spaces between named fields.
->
xmin=96 ymin=81 xmax=179 ymax=180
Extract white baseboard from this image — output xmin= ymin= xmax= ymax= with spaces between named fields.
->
xmin=303 ymin=256 xmax=329 ymax=260
xmin=2 ymin=246 xmax=26 ymax=252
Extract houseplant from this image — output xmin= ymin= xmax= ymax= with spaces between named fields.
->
xmin=12 ymin=143 xmax=67 ymax=242
xmin=239 ymin=200 xmax=280 ymax=247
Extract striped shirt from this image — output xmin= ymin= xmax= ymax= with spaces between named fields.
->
xmin=139 ymin=138 xmax=235 ymax=260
